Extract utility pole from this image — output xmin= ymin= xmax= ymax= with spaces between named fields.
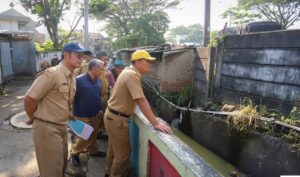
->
xmin=204 ymin=0 xmax=211 ymax=47
xmin=84 ymin=0 xmax=89 ymax=48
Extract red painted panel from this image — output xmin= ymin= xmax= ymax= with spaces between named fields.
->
xmin=148 ymin=141 xmax=181 ymax=177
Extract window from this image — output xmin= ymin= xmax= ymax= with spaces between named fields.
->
xmin=18 ymin=21 xmax=27 ymax=31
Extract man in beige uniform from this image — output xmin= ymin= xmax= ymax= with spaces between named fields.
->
xmin=96 ymin=51 xmax=112 ymax=107
xmin=24 ymin=42 xmax=89 ymax=177
xmin=74 ymin=50 xmax=93 ymax=76
xmin=104 ymin=50 xmax=172 ymax=177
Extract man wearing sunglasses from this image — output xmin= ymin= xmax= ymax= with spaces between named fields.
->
xmin=24 ymin=42 xmax=89 ymax=177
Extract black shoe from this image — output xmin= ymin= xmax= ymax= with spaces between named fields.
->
xmin=70 ymin=154 xmax=80 ymax=166
xmin=104 ymin=174 xmax=109 ymax=177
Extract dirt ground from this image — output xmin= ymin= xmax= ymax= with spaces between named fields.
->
xmin=0 ymin=78 xmax=106 ymax=177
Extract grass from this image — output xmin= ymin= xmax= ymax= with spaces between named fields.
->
xmin=227 ymin=98 xmax=300 ymax=155
xmin=160 ymin=86 xmax=193 ymax=107
xmin=282 ymin=130 xmax=300 ymax=156
xmin=228 ymin=97 xmax=300 ymax=131
xmin=228 ymin=98 xmax=260 ymax=131
xmin=269 ymin=107 xmax=300 ymax=126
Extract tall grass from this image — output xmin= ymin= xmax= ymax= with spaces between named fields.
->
xmin=228 ymin=98 xmax=260 ymax=131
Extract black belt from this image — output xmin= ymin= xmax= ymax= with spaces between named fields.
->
xmin=108 ymin=107 xmax=130 ymax=118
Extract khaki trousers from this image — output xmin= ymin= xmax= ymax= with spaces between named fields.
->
xmin=104 ymin=109 xmax=130 ymax=177
xmin=71 ymin=114 xmax=102 ymax=154
xmin=32 ymin=119 xmax=68 ymax=177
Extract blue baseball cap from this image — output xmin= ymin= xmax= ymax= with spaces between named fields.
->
xmin=113 ymin=59 xmax=125 ymax=67
xmin=62 ymin=42 xmax=90 ymax=53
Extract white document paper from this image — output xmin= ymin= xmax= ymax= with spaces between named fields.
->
xmin=68 ymin=119 xmax=94 ymax=140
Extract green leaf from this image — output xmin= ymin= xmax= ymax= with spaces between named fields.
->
xmin=34 ymin=3 xmax=42 ymax=14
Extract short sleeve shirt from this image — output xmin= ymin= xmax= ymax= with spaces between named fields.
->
xmin=99 ymin=69 xmax=109 ymax=102
xmin=108 ymin=65 xmax=145 ymax=116
xmin=26 ymin=63 xmax=76 ymax=125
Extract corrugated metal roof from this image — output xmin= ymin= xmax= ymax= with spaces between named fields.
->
xmin=0 ymin=30 xmax=33 ymax=40
xmin=117 ymin=45 xmax=193 ymax=54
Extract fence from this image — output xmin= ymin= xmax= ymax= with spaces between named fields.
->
xmin=35 ymin=51 xmax=61 ymax=72
xmin=211 ymin=29 xmax=300 ymax=113
xmin=11 ymin=40 xmax=36 ymax=75
xmin=0 ymin=37 xmax=36 ymax=85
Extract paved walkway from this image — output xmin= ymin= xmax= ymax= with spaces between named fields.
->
xmin=0 ymin=79 xmax=106 ymax=177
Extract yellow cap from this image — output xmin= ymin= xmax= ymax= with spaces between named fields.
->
xmin=131 ymin=50 xmax=156 ymax=61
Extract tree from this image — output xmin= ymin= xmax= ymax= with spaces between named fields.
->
xmin=222 ymin=0 xmax=300 ymax=29
xmin=35 ymin=28 xmax=82 ymax=51
xmin=222 ymin=7 xmax=260 ymax=26
xmin=19 ymin=0 xmax=83 ymax=49
xmin=166 ymin=24 xmax=204 ymax=44
xmin=89 ymin=0 xmax=180 ymax=48
xmin=130 ymin=12 xmax=169 ymax=46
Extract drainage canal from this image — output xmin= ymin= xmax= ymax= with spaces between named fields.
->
xmin=144 ymin=79 xmax=300 ymax=177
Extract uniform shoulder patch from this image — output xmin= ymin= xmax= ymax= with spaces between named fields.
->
xmin=35 ymin=66 xmax=58 ymax=78
xmin=47 ymin=66 xmax=58 ymax=72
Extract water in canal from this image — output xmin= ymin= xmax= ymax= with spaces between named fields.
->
xmin=173 ymin=128 xmax=237 ymax=177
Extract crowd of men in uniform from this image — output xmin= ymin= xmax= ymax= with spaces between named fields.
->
xmin=24 ymin=42 xmax=172 ymax=177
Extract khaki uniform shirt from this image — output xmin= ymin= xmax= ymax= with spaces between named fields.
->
xmin=26 ymin=63 xmax=76 ymax=125
xmin=99 ymin=69 xmax=109 ymax=103
xmin=108 ymin=65 xmax=145 ymax=116
xmin=74 ymin=59 xmax=88 ymax=76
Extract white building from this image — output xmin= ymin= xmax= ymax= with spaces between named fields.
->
xmin=0 ymin=8 xmax=45 ymax=42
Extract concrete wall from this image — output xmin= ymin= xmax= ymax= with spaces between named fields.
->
xmin=180 ymin=112 xmax=300 ymax=177
xmin=0 ymin=19 xmax=17 ymax=31
xmin=214 ymin=30 xmax=300 ymax=113
xmin=192 ymin=48 xmax=215 ymax=107
xmin=36 ymin=51 xmax=61 ymax=72
xmin=131 ymin=108 xmax=222 ymax=177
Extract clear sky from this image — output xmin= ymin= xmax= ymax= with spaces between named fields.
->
xmin=0 ymin=0 xmax=299 ymax=36
xmin=166 ymin=0 xmax=238 ymax=30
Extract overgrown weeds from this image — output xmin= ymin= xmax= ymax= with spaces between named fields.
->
xmin=282 ymin=130 xmax=300 ymax=156
xmin=227 ymin=98 xmax=300 ymax=155
xmin=269 ymin=107 xmax=300 ymax=126
xmin=227 ymin=98 xmax=261 ymax=131
xmin=228 ymin=97 xmax=300 ymax=132
xmin=160 ymin=86 xmax=193 ymax=107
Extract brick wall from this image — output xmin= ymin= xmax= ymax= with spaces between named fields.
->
xmin=116 ymin=48 xmax=195 ymax=92
xmin=158 ymin=49 xmax=194 ymax=92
